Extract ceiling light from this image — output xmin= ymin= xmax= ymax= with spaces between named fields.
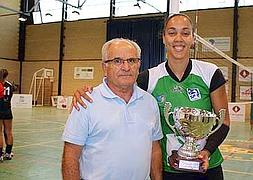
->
xmin=72 ymin=10 xmax=80 ymax=15
xmin=45 ymin=13 xmax=53 ymax=16
xmin=134 ymin=2 xmax=141 ymax=9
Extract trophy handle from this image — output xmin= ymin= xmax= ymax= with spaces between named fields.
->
xmin=208 ymin=109 xmax=226 ymax=136
xmin=164 ymin=102 xmax=177 ymax=133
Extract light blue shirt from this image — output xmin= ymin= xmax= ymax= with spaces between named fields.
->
xmin=62 ymin=78 xmax=163 ymax=180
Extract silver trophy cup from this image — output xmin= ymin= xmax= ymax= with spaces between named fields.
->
xmin=164 ymin=102 xmax=225 ymax=172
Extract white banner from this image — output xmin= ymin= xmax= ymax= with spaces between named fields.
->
xmin=228 ymin=103 xmax=245 ymax=122
xmin=57 ymin=96 xmax=73 ymax=110
xmin=238 ymin=67 xmax=253 ymax=82
xmin=74 ymin=67 xmax=94 ymax=79
xmin=240 ymin=86 xmax=252 ymax=100
xmin=11 ymin=94 xmax=32 ymax=108
xmin=203 ymin=37 xmax=230 ymax=52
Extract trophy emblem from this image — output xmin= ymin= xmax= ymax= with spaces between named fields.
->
xmin=164 ymin=102 xmax=225 ymax=172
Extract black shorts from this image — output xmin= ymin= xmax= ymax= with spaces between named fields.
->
xmin=0 ymin=109 xmax=13 ymax=119
xmin=0 ymin=101 xmax=13 ymax=120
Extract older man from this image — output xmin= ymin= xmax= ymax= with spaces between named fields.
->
xmin=62 ymin=38 xmax=163 ymax=180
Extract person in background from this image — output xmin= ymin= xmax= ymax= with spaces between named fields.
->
xmin=71 ymin=13 xmax=230 ymax=180
xmin=62 ymin=38 xmax=163 ymax=180
xmin=1 ymin=69 xmax=15 ymax=160
xmin=0 ymin=69 xmax=5 ymax=162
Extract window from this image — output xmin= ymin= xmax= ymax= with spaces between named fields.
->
xmin=32 ymin=0 xmax=253 ymax=24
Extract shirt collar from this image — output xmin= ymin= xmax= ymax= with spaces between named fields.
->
xmin=165 ymin=59 xmax=192 ymax=82
xmin=99 ymin=77 xmax=144 ymax=103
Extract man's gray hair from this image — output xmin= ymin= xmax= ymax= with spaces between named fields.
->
xmin=101 ymin=38 xmax=141 ymax=61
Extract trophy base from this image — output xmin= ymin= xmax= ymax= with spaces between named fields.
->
xmin=169 ymin=156 xmax=205 ymax=173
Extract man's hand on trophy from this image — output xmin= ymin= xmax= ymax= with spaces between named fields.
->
xmin=168 ymin=150 xmax=179 ymax=168
xmin=69 ymin=85 xmax=94 ymax=112
xmin=198 ymin=149 xmax=210 ymax=172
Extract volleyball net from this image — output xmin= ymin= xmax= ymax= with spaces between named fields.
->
xmin=192 ymin=34 xmax=253 ymax=124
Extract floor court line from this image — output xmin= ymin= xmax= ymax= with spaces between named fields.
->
xmin=0 ymin=107 xmax=251 ymax=179
xmin=13 ymin=128 xmax=64 ymax=134
xmin=14 ymin=140 xmax=62 ymax=149
xmin=223 ymin=169 xmax=253 ymax=176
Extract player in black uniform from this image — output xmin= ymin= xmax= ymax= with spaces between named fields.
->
xmin=0 ymin=69 xmax=5 ymax=162
xmin=1 ymin=69 xmax=15 ymax=160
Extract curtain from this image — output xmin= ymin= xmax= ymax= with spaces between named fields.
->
xmin=106 ymin=17 xmax=165 ymax=71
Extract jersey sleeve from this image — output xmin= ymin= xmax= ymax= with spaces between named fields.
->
xmin=210 ymin=69 xmax=226 ymax=92
xmin=0 ymin=83 xmax=4 ymax=98
xmin=137 ymin=70 xmax=149 ymax=91
xmin=10 ymin=84 xmax=14 ymax=98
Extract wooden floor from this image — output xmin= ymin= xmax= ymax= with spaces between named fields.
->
xmin=0 ymin=107 xmax=252 ymax=180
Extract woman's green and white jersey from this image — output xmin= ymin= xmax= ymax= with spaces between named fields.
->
xmin=137 ymin=59 xmax=226 ymax=173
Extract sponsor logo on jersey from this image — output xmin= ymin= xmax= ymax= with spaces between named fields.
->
xmin=172 ymin=85 xmax=184 ymax=93
xmin=156 ymin=95 xmax=166 ymax=103
xmin=187 ymin=88 xmax=201 ymax=101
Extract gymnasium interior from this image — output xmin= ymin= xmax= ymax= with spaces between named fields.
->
xmin=0 ymin=0 xmax=253 ymax=179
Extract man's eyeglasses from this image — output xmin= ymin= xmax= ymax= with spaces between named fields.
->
xmin=104 ymin=57 xmax=141 ymax=66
